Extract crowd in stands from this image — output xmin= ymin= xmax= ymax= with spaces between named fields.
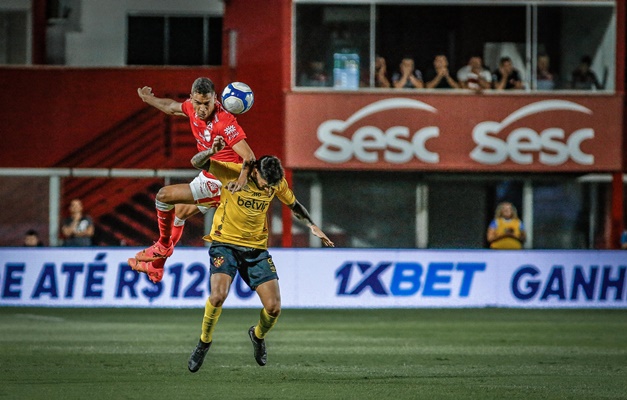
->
xmin=300 ymin=53 xmax=605 ymax=91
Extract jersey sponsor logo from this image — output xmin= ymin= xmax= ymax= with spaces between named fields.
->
xmin=335 ymin=260 xmax=485 ymax=297
xmin=511 ymin=264 xmax=626 ymax=302
xmin=315 ymin=98 xmax=439 ymax=164
xmin=203 ymin=128 xmax=212 ymax=142
xmin=237 ymin=196 xmax=269 ymax=211
xmin=470 ymin=100 xmax=594 ymax=165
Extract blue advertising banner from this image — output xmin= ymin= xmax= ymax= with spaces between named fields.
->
xmin=0 ymin=248 xmax=625 ymax=308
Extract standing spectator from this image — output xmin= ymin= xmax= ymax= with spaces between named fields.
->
xmin=392 ymin=56 xmax=424 ymax=89
xmin=24 ymin=229 xmax=44 ymax=247
xmin=571 ymin=55 xmax=604 ymax=90
xmin=457 ymin=55 xmax=492 ymax=91
xmin=424 ymin=54 xmax=460 ymax=89
xmin=374 ymin=55 xmax=391 ymax=88
xmin=493 ymin=56 xmax=523 ymax=90
xmin=536 ymin=54 xmax=557 ymax=90
xmin=487 ymin=202 xmax=526 ymax=249
xmin=61 ymin=198 xmax=95 ymax=246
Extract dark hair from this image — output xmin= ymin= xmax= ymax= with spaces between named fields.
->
xmin=256 ymin=156 xmax=285 ymax=186
xmin=191 ymin=77 xmax=215 ymax=95
xmin=499 ymin=56 xmax=512 ymax=65
xmin=581 ymin=55 xmax=592 ymax=66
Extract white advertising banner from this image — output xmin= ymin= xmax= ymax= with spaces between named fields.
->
xmin=0 ymin=248 xmax=625 ymax=308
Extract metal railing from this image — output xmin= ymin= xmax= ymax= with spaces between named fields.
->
xmin=0 ymin=168 xmax=199 ymax=246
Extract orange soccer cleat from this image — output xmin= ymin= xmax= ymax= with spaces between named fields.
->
xmin=134 ymin=242 xmax=174 ymax=262
xmin=128 ymin=258 xmax=164 ymax=284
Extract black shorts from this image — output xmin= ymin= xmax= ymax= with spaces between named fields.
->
xmin=209 ymin=243 xmax=278 ymax=290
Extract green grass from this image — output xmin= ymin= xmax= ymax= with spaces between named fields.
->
xmin=0 ymin=308 xmax=626 ymax=400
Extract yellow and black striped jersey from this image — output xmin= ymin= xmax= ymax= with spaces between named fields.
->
xmin=203 ymin=160 xmax=295 ymax=249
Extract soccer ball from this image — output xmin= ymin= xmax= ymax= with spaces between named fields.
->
xmin=221 ymin=82 xmax=254 ymax=115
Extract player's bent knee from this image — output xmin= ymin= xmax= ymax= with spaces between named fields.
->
xmin=155 ymin=187 xmax=171 ymax=203
xmin=265 ymin=302 xmax=281 ymax=317
xmin=209 ymin=292 xmax=228 ymax=307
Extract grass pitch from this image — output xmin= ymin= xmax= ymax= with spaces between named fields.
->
xmin=0 ymin=307 xmax=626 ymax=399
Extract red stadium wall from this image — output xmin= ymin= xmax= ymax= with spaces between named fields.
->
xmin=221 ymin=0 xmax=291 ymax=160
xmin=0 ymin=67 xmax=231 ymax=168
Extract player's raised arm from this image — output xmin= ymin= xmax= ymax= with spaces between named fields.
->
xmin=289 ymin=200 xmax=335 ymax=247
xmin=226 ymin=140 xmax=256 ymax=193
xmin=137 ymin=86 xmax=186 ymax=116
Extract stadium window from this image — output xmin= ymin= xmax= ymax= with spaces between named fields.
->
xmin=293 ymin=1 xmax=615 ymax=92
xmin=126 ymin=15 xmax=222 ymax=66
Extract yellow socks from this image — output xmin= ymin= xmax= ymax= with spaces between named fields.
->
xmin=254 ymin=308 xmax=280 ymax=339
xmin=200 ymin=298 xmax=222 ymax=343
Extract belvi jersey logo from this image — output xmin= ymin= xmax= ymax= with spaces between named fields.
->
xmin=315 ymin=98 xmax=439 ymax=164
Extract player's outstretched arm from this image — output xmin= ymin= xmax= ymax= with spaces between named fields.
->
xmin=137 ymin=86 xmax=186 ymax=116
xmin=289 ymin=200 xmax=335 ymax=247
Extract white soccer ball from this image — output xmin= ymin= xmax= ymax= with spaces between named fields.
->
xmin=221 ymin=82 xmax=254 ymax=115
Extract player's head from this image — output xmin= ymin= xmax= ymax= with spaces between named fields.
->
xmin=251 ymin=156 xmax=285 ymax=190
xmin=190 ymin=77 xmax=216 ymax=121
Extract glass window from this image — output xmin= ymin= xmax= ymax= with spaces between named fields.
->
xmin=293 ymin=1 xmax=615 ymax=92
xmin=536 ymin=5 xmax=615 ymax=91
xmin=295 ymin=4 xmax=371 ymax=88
xmin=127 ymin=15 xmax=222 ymax=66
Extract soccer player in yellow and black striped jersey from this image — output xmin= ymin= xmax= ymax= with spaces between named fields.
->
xmin=186 ymin=137 xmax=334 ymax=372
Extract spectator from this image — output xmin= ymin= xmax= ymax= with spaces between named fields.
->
xmin=424 ymin=54 xmax=460 ymax=89
xmin=621 ymin=229 xmax=627 ymax=249
xmin=457 ymin=55 xmax=492 ymax=92
xmin=392 ymin=56 xmax=424 ymax=89
xmin=487 ymin=202 xmax=526 ymax=249
xmin=299 ymin=60 xmax=330 ymax=87
xmin=61 ymin=198 xmax=95 ymax=246
xmin=374 ymin=55 xmax=391 ymax=88
xmin=24 ymin=229 xmax=44 ymax=247
xmin=493 ymin=56 xmax=523 ymax=90
xmin=571 ymin=55 xmax=604 ymax=90
xmin=536 ymin=54 xmax=557 ymax=90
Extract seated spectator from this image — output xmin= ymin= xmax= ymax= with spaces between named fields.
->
xmin=487 ymin=202 xmax=526 ymax=250
xmin=299 ymin=60 xmax=330 ymax=87
xmin=61 ymin=198 xmax=95 ymax=246
xmin=375 ymin=55 xmax=391 ymax=88
xmin=457 ymin=55 xmax=492 ymax=91
xmin=493 ymin=56 xmax=523 ymax=90
xmin=392 ymin=56 xmax=424 ymax=89
xmin=24 ymin=229 xmax=44 ymax=247
xmin=571 ymin=55 xmax=603 ymax=90
xmin=424 ymin=54 xmax=460 ymax=89
xmin=536 ymin=54 xmax=557 ymax=90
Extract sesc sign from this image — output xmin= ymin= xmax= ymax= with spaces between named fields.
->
xmin=285 ymin=93 xmax=622 ymax=172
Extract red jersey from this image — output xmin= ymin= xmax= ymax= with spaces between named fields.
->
xmin=181 ymin=99 xmax=247 ymax=163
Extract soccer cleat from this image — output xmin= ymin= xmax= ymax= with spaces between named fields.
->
xmin=135 ymin=242 xmax=174 ymax=262
xmin=248 ymin=326 xmax=267 ymax=366
xmin=127 ymin=258 xmax=164 ymax=283
xmin=188 ymin=339 xmax=212 ymax=373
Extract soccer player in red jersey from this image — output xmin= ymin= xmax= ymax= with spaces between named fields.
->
xmin=129 ymin=77 xmax=255 ymax=283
